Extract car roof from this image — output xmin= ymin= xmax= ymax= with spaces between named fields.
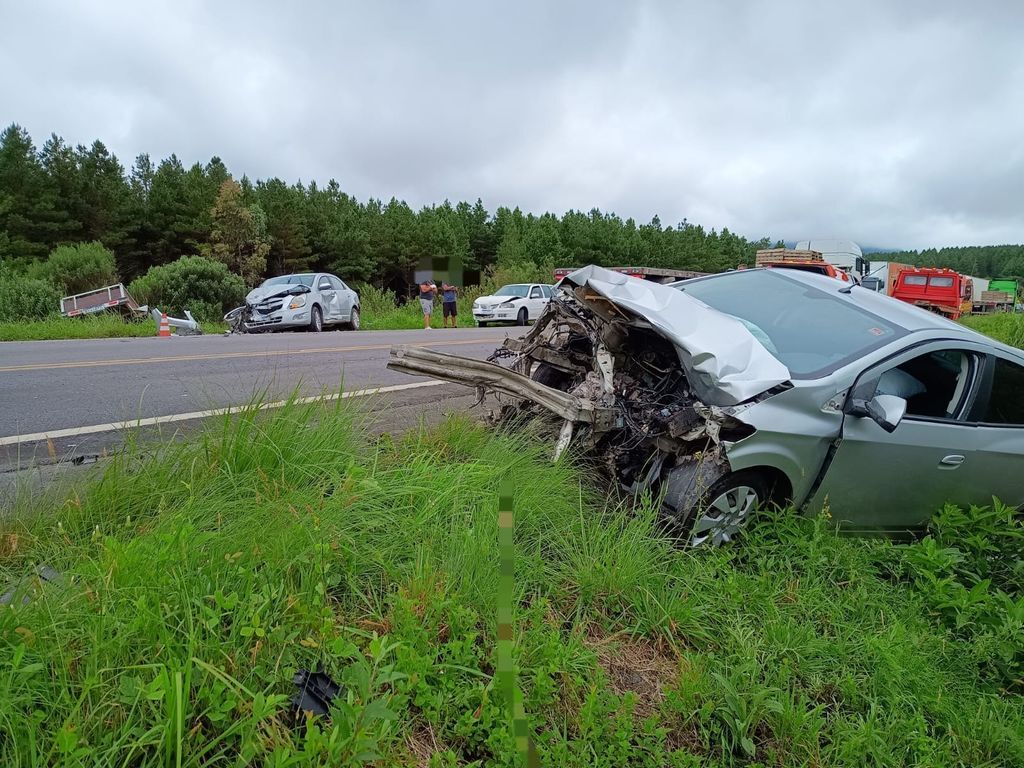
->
xmin=672 ymin=268 xmax=1024 ymax=361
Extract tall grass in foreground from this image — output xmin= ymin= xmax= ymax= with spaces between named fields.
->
xmin=961 ymin=312 xmax=1024 ymax=349
xmin=0 ymin=397 xmax=1022 ymax=766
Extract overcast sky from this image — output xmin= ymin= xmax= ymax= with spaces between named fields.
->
xmin=2 ymin=1 xmax=1022 ymax=249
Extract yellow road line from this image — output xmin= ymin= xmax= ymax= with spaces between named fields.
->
xmin=0 ymin=337 xmax=495 ymax=373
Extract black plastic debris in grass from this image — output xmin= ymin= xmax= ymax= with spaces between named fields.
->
xmin=291 ymin=668 xmax=342 ymax=720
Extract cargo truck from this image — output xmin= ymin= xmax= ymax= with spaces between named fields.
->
xmin=891 ymin=267 xmax=973 ymax=320
xmin=754 ymin=249 xmax=851 ymax=281
xmin=981 ymin=278 xmax=1020 ymax=312
xmin=861 ymin=261 xmax=914 ymax=295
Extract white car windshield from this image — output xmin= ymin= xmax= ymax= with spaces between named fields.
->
xmin=261 ymin=275 xmax=315 ymax=287
xmin=677 ymin=270 xmax=907 ymax=377
xmin=494 ymin=285 xmax=530 ymax=297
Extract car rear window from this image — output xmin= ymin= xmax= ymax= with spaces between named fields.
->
xmin=903 ymin=275 xmax=927 ymax=285
xmin=930 ymin=276 xmax=954 ymax=288
xmin=677 ymin=270 xmax=907 ymax=378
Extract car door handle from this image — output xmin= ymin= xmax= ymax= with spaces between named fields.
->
xmin=938 ymin=454 xmax=966 ymax=469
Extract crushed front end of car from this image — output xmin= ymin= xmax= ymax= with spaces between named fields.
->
xmin=224 ymin=284 xmax=313 ymax=334
xmin=388 ymin=265 xmax=792 ymax=536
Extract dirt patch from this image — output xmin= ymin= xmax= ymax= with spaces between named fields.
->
xmin=404 ymin=721 xmax=448 ymax=767
xmin=587 ymin=631 xmax=679 ymax=718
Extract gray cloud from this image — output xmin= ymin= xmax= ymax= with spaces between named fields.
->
xmin=2 ymin=0 xmax=1022 ymax=248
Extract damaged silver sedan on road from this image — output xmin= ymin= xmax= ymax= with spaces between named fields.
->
xmin=389 ymin=266 xmax=1024 ymax=544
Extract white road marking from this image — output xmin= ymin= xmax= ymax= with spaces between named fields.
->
xmin=0 ymin=380 xmax=447 ymax=447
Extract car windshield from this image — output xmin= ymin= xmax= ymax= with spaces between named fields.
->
xmin=677 ymin=270 xmax=907 ymax=377
xmin=261 ymin=275 xmax=315 ymax=287
xmin=494 ymin=285 xmax=530 ymax=297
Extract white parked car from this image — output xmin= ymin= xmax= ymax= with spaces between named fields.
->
xmin=472 ymin=284 xmax=554 ymax=327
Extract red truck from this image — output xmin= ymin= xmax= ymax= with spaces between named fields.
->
xmin=891 ymin=267 xmax=973 ymax=320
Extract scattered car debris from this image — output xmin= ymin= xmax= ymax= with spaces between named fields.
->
xmin=390 ymin=264 xmax=1024 ymax=545
xmin=1 ymin=564 xmax=63 ymax=606
xmin=149 ymin=308 xmax=203 ymax=336
xmin=291 ymin=668 xmax=342 ymax=719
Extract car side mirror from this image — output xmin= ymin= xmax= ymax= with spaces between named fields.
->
xmin=862 ymin=394 xmax=907 ymax=433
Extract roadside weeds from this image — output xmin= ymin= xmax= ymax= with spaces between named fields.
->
xmin=0 ymin=393 xmax=1021 ymax=766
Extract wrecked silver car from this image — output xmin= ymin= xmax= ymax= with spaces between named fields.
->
xmin=224 ymin=273 xmax=361 ymax=333
xmin=389 ymin=266 xmax=1024 ymax=544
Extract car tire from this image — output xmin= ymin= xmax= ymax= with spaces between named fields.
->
xmin=309 ymin=305 xmax=323 ymax=333
xmin=477 ymin=321 xmax=488 ymax=327
xmin=660 ymin=466 xmax=778 ymax=547
xmin=516 ymin=307 xmax=528 ymax=326
xmin=345 ymin=307 xmax=360 ymax=331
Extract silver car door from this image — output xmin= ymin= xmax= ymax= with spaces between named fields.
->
xmin=332 ymin=277 xmax=352 ymax=320
xmin=966 ymin=353 xmax=1024 ymax=509
xmin=317 ymin=276 xmax=338 ymax=321
xmin=808 ymin=343 xmax=985 ymax=531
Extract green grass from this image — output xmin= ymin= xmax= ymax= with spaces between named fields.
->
xmin=358 ymin=285 xmax=487 ymax=331
xmin=961 ymin=312 xmax=1024 ymax=349
xmin=1 ymin=396 xmax=1021 ymax=766
xmin=0 ymin=315 xmax=227 ymax=341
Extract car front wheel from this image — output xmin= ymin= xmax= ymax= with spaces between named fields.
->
xmin=516 ymin=307 xmax=528 ymax=326
xmin=309 ymin=305 xmax=323 ymax=332
xmin=661 ymin=466 xmax=778 ymax=547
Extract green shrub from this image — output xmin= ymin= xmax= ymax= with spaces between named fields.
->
xmin=482 ymin=261 xmax=555 ymax=293
xmin=0 ymin=266 xmax=62 ymax=321
xmin=898 ymin=500 xmax=1024 ymax=689
xmin=35 ymin=241 xmax=119 ymax=294
xmin=129 ymin=255 xmax=246 ymax=322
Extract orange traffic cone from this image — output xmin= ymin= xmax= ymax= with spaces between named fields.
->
xmin=158 ymin=312 xmax=172 ymax=337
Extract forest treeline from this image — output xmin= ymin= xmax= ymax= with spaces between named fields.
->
xmin=0 ymin=123 xmax=776 ymax=295
xmin=871 ymin=245 xmax=1024 ymax=281
xmin=4 ymin=122 xmax=1023 ymax=300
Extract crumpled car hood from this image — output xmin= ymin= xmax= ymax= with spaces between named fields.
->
xmin=557 ymin=265 xmax=790 ymax=406
xmin=245 ymin=284 xmax=310 ymax=304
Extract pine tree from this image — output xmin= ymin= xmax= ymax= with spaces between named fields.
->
xmin=210 ymin=179 xmax=270 ymax=285
xmin=0 ymin=124 xmax=60 ymax=263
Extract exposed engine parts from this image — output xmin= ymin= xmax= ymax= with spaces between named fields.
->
xmin=389 ymin=280 xmax=738 ymax=503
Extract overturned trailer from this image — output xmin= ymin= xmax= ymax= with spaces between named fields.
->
xmin=389 ymin=265 xmax=793 ymax=545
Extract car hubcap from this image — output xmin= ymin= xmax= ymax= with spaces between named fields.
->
xmin=313 ymin=311 xmax=321 ymax=331
xmin=689 ymin=485 xmax=759 ymax=546
xmin=352 ymin=309 xmax=359 ymax=329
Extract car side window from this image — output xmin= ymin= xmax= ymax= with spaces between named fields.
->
xmin=873 ymin=349 xmax=976 ymax=420
xmin=980 ymin=358 xmax=1024 ymax=425
xmin=541 ymin=285 xmax=553 ymax=298
xmin=318 ymin=277 xmax=333 ymax=291
xmin=331 ymin=277 xmax=347 ymax=291
xmin=530 ymin=286 xmax=542 ymax=299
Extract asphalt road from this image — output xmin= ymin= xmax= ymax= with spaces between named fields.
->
xmin=0 ymin=326 xmax=521 ymax=473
